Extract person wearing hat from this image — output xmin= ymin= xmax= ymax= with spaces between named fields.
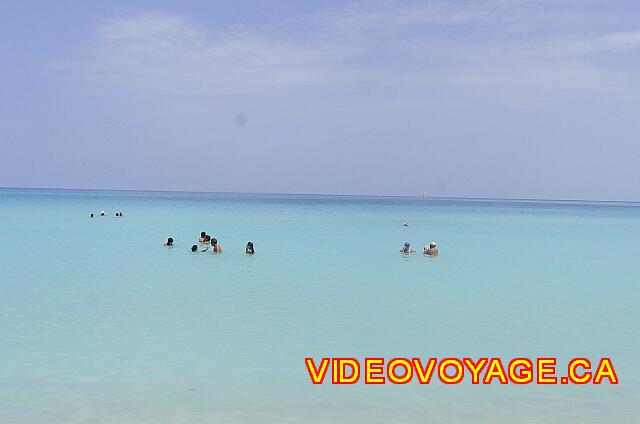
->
xmin=400 ymin=242 xmax=415 ymax=253
xmin=424 ymin=242 xmax=438 ymax=256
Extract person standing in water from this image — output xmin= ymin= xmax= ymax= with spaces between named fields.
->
xmin=400 ymin=242 xmax=415 ymax=253
xmin=198 ymin=232 xmax=207 ymax=243
xmin=211 ymin=238 xmax=222 ymax=253
xmin=424 ymin=242 xmax=439 ymax=256
xmin=245 ymin=241 xmax=255 ymax=254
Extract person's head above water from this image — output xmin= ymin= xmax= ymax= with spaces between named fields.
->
xmin=204 ymin=234 xmax=211 ymax=242
xmin=167 ymin=237 xmax=174 ymax=245
xmin=191 ymin=245 xmax=198 ymax=252
xmin=246 ymin=241 xmax=254 ymax=253
xmin=212 ymin=238 xmax=218 ymax=245
xmin=401 ymin=242 xmax=415 ymax=253
xmin=424 ymin=242 xmax=438 ymax=255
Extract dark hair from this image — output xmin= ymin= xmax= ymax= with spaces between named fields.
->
xmin=200 ymin=232 xmax=206 ymax=237
xmin=167 ymin=238 xmax=174 ymax=244
xmin=246 ymin=241 xmax=254 ymax=253
xmin=90 ymin=213 xmax=94 ymax=217
xmin=191 ymin=245 xmax=198 ymax=252
xmin=212 ymin=238 xmax=218 ymax=245
xmin=205 ymin=235 xmax=211 ymax=242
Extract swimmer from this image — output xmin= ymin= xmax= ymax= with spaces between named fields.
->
xmin=191 ymin=244 xmax=198 ymax=252
xmin=164 ymin=237 xmax=174 ymax=247
xmin=245 ymin=241 xmax=255 ymax=254
xmin=90 ymin=213 xmax=94 ymax=218
xmin=211 ymin=238 xmax=222 ymax=253
xmin=200 ymin=238 xmax=212 ymax=252
xmin=100 ymin=210 xmax=106 ymax=217
xmin=424 ymin=242 xmax=439 ymax=256
xmin=400 ymin=242 xmax=415 ymax=253
xmin=403 ymin=221 xmax=409 ymax=227
xmin=198 ymin=232 xmax=207 ymax=243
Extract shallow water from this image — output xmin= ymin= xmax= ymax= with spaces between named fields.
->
xmin=0 ymin=188 xmax=638 ymax=423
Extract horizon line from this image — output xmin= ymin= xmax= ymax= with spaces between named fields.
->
xmin=1 ymin=185 xmax=639 ymax=205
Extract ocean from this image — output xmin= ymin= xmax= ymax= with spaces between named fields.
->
xmin=0 ymin=188 xmax=638 ymax=423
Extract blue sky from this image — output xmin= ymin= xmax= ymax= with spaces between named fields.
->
xmin=1 ymin=0 xmax=639 ymax=199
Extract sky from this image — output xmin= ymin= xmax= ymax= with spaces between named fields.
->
xmin=1 ymin=0 xmax=639 ymax=200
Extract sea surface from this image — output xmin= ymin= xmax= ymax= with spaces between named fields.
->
xmin=0 ymin=188 xmax=638 ymax=423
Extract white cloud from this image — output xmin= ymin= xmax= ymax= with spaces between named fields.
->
xmin=560 ymin=31 xmax=640 ymax=55
xmin=56 ymin=2 xmax=640 ymax=104
xmin=63 ymin=11 xmax=359 ymax=97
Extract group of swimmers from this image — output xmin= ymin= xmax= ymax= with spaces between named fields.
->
xmin=164 ymin=231 xmax=255 ymax=255
xmin=401 ymin=241 xmax=438 ymax=256
xmin=90 ymin=211 xmax=124 ymax=218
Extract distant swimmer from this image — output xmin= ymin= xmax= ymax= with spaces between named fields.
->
xmin=115 ymin=211 xmax=124 ymax=217
xmin=100 ymin=210 xmax=106 ymax=217
xmin=90 ymin=213 xmax=94 ymax=218
xmin=424 ymin=242 xmax=439 ymax=256
xmin=164 ymin=237 xmax=174 ymax=247
xmin=400 ymin=242 xmax=415 ymax=254
xmin=200 ymin=237 xmax=212 ymax=252
xmin=245 ymin=241 xmax=255 ymax=254
xmin=191 ymin=244 xmax=198 ymax=252
xmin=198 ymin=232 xmax=207 ymax=243
xmin=403 ymin=221 xmax=409 ymax=227
xmin=211 ymin=238 xmax=222 ymax=253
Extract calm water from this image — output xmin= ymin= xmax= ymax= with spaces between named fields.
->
xmin=0 ymin=188 xmax=638 ymax=423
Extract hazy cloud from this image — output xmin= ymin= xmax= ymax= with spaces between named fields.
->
xmin=56 ymin=2 xmax=640 ymax=107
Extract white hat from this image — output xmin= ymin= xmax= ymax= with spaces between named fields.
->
xmin=430 ymin=242 xmax=437 ymax=247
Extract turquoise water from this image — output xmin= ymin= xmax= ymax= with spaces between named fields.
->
xmin=0 ymin=188 xmax=638 ymax=423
